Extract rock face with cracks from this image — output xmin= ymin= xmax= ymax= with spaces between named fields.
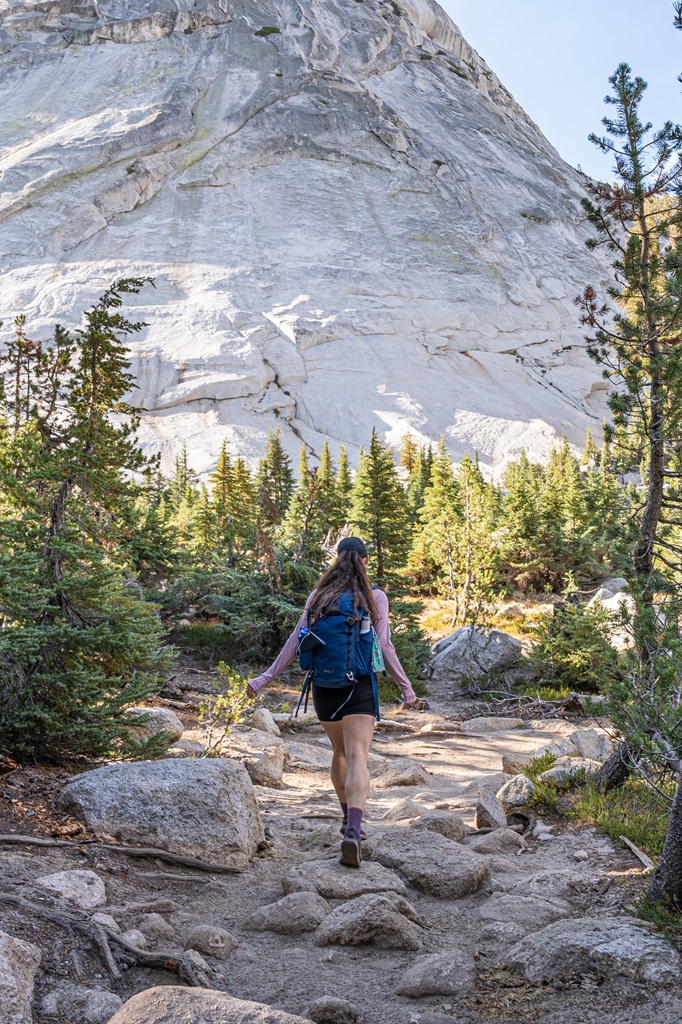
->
xmin=58 ymin=758 xmax=264 ymax=866
xmin=0 ymin=0 xmax=612 ymax=476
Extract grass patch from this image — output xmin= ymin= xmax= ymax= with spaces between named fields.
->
xmin=522 ymin=752 xmax=561 ymax=813
xmin=567 ymin=778 xmax=673 ymax=858
xmin=255 ymin=26 xmax=280 ymax=36
xmin=630 ymin=894 xmax=682 ymax=948
xmin=514 ymin=681 xmax=572 ymax=701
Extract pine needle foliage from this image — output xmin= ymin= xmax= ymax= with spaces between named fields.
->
xmin=0 ymin=280 xmax=169 ymax=761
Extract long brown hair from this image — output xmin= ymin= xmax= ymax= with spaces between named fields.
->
xmin=311 ymin=549 xmax=378 ymax=624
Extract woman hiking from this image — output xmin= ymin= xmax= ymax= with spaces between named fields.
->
xmin=247 ymin=536 xmax=417 ymax=868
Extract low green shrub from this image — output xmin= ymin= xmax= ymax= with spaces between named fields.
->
xmin=568 ymin=778 xmax=673 ymax=858
xmin=527 ymin=599 xmax=621 ymax=693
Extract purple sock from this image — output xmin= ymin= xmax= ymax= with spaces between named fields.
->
xmin=346 ymin=807 xmax=363 ymax=836
xmin=340 ymin=802 xmax=348 ymax=820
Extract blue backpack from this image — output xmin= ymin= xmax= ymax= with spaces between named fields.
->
xmin=295 ymin=589 xmax=381 ymax=719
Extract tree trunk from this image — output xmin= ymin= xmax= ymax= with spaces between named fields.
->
xmin=593 ymin=741 xmax=632 ymax=792
xmin=647 ymin=776 xmax=682 ymax=907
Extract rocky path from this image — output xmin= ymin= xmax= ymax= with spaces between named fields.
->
xmin=1 ymin=685 xmax=680 ymax=1024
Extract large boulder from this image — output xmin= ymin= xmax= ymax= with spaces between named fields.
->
xmin=503 ymin=917 xmax=679 ymax=985
xmin=587 ymin=579 xmax=635 ymax=651
xmin=281 ymin=859 xmax=407 ymax=899
xmin=430 ymin=626 xmax=521 ymax=684
xmin=370 ymin=828 xmax=489 ymax=899
xmin=0 ymin=930 xmax=41 ymax=1024
xmin=313 ymin=893 xmax=425 ymax=950
xmin=127 ymin=707 xmax=184 ymax=744
xmin=568 ymin=728 xmax=614 ymax=763
xmin=106 ymin=987 xmax=311 ymax=1023
xmin=58 ymin=758 xmax=264 ymax=866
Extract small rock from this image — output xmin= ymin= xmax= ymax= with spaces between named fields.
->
xmin=466 ymin=828 xmax=526 ymax=855
xmin=396 ymin=950 xmax=475 ymax=996
xmin=239 ymin=745 xmax=284 ymax=788
xmin=165 ymin=738 xmax=206 ymax=758
xmin=373 ymin=758 xmax=430 ymax=788
xmin=106 ymin=987 xmax=312 ymax=1023
xmin=532 ymin=820 xmax=554 ymax=838
xmin=282 ymin=859 xmax=407 ymax=899
xmin=37 ymin=869 xmax=106 ymax=910
xmin=496 ymin=775 xmax=535 ymax=808
xmin=461 ymin=716 xmax=524 ymax=734
xmin=573 ymin=850 xmax=589 ymax=862
xmin=371 ymin=828 xmax=489 ymax=899
xmin=0 ymin=929 xmax=41 ymax=1024
xmin=253 ymin=708 xmax=281 ymax=736
xmin=474 ymin=790 xmax=507 ymax=830
xmin=185 ymin=924 xmax=238 ymax=960
xmin=90 ymin=912 xmax=121 ymax=933
xmin=136 ymin=913 xmax=176 ymax=942
xmin=244 ymin=892 xmax=331 ymax=934
xmin=183 ymin=949 xmax=211 ymax=974
xmin=478 ymin=894 xmax=570 ymax=930
xmin=119 ymin=929 xmax=148 ymax=949
xmin=538 ymin=758 xmax=600 ymax=787
xmin=283 ymin=741 xmax=333 ymax=771
xmin=306 ymin=995 xmax=358 ymax=1024
xmin=127 ymin=706 xmax=184 ymax=743
xmin=39 ymin=982 xmax=123 ymax=1024
xmin=410 ymin=810 xmax=470 ymax=842
xmin=569 ymin=728 xmax=613 ymax=762
xmin=504 ymin=916 xmax=679 ymax=986
xmin=313 ymin=893 xmax=425 ymax=950
xmin=381 ymin=797 xmax=429 ymax=821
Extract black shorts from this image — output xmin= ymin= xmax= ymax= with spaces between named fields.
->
xmin=312 ymin=676 xmax=377 ymax=722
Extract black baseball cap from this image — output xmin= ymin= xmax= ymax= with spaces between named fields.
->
xmin=338 ymin=536 xmax=368 ymax=558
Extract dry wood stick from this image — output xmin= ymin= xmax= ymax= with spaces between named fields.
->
xmin=0 ymin=834 xmax=241 ymax=873
xmin=0 ymin=893 xmax=205 ymax=987
xmin=619 ymin=835 xmax=655 ymax=871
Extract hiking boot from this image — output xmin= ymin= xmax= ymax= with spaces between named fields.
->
xmin=340 ymin=828 xmax=362 ymax=868
xmin=340 ymin=820 xmax=367 ymax=840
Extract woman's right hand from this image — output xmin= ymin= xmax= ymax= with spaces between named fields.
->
xmin=246 ymin=683 xmax=258 ymax=700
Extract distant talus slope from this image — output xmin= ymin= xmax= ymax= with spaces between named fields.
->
xmin=0 ymin=0 xmax=611 ymax=473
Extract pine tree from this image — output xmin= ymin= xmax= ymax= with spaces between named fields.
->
xmin=453 ymin=454 xmax=499 ymax=622
xmin=576 ymin=62 xmax=682 ymax=907
xmin=256 ymin=429 xmax=295 ymax=527
xmin=417 ymin=439 xmax=459 ymax=600
xmin=0 ymin=280 xmax=168 ymax=760
xmin=400 ymin=433 xmax=420 ymax=474
xmin=336 ymin=445 xmax=353 ymax=514
xmin=350 ymin=429 xmax=412 ymax=588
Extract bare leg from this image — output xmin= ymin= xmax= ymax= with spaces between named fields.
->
xmin=321 ymin=720 xmax=348 ymax=805
xmin=341 ymin=714 xmax=375 ymax=811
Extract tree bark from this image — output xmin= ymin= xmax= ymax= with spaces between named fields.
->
xmin=593 ymin=741 xmax=632 ymax=792
xmin=647 ymin=776 xmax=682 ymax=907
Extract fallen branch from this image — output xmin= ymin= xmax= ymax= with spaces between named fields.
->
xmin=0 ymin=893 xmax=206 ymax=986
xmin=0 ymin=835 xmax=241 ymax=873
xmin=619 ymin=835 xmax=655 ymax=871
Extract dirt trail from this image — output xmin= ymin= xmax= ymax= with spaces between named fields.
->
xmin=1 ymin=678 xmax=681 ymax=1024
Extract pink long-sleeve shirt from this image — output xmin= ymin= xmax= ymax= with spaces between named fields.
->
xmin=248 ymin=588 xmax=417 ymax=705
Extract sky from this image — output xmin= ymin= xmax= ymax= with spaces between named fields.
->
xmin=438 ymin=0 xmax=682 ymax=179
